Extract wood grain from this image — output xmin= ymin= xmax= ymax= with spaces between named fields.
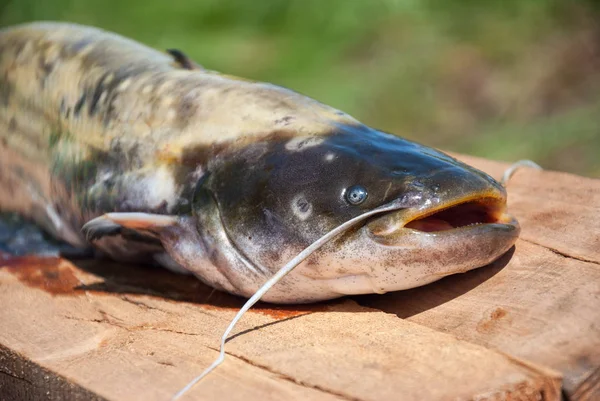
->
xmin=1 ymin=254 xmax=560 ymax=401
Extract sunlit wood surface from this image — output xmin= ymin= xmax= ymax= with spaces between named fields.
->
xmin=0 ymin=154 xmax=598 ymax=401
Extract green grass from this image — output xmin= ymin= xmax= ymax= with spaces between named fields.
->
xmin=2 ymin=0 xmax=599 ymax=177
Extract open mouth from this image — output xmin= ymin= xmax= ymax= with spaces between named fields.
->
xmin=367 ymin=196 xmax=514 ymax=236
xmin=404 ymin=197 xmax=506 ymax=233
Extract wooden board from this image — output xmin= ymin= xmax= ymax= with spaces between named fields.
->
xmin=0 ymin=154 xmax=598 ymax=401
xmin=0 ymin=255 xmax=561 ymax=401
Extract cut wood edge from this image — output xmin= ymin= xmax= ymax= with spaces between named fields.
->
xmin=0 ymin=344 xmax=107 ymax=401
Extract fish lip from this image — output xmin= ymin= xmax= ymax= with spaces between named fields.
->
xmin=365 ymin=192 xmax=519 ymax=239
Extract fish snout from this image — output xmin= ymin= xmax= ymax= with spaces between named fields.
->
xmin=368 ymin=165 xmax=511 ymax=237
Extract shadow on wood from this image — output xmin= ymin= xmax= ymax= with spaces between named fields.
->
xmin=0 ymin=252 xmax=336 ymax=319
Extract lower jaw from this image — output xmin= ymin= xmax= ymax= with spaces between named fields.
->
xmin=368 ymin=221 xmax=519 ymax=245
xmin=282 ymin=222 xmax=520 ymax=301
xmin=321 ymin=235 xmax=517 ymax=297
xmin=363 ymin=225 xmax=518 ymax=291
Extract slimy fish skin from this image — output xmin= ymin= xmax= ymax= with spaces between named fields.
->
xmin=0 ymin=22 xmax=519 ymax=304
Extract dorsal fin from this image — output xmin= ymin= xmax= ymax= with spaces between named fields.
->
xmin=166 ymin=49 xmax=204 ymax=71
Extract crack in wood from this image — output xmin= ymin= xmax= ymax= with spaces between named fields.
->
xmin=62 ymin=313 xmax=203 ymax=337
xmin=520 ymin=238 xmax=600 ymax=266
xmin=205 ymin=345 xmax=357 ymax=401
xmin=61 ymin=313 xmax=345 ymax=399
xmin=119 ymin=295 xmax=168 ymax=312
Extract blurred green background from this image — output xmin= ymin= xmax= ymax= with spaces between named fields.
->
xmin=1 ymin=0 xmax=599 ymax=177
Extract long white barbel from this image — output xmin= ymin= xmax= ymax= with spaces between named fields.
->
xmin=171 ymin=198 xmax=408 ymax=400
xmin=500 ymin=160 xmax=542 ymax=186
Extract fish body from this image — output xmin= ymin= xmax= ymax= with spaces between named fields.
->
xmin=0 ymin=22 xmax=519 ymax=303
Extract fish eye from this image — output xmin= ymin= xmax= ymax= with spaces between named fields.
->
xmin=344 ymin=185 xmax=368 ymax=205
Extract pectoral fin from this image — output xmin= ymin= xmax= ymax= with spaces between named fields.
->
xmin=82 ymin=213 xmax=178 ymax=242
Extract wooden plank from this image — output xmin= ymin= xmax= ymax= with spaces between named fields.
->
xmin=453 ymin=154 xmax=600 ymax=264
xmin=360 ymin=156 xmax=600 ymax=400
xmin=0 ymin=256 xmax=339 ymax=401
xmin=0 ymin=254 xmax=561 ymax=401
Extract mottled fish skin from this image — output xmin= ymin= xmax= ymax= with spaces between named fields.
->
xmin=0 ymin=21 xmax=357 ymax=253
xmin=0 ymin=22 xmax=520 ymax=303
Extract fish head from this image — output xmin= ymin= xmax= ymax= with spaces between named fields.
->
xmin=191 ymin=124 xmax=519 ymax=303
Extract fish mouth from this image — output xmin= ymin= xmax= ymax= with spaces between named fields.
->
xmin=366 ymin=193 xmax=518 ymax=240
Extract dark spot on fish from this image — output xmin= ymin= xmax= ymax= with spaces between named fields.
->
xmin=74 ymin=94 xmax=86 ymax=117
xmin=98 ymin=69 xmax=137 ymax=127
xmin=60 ymin=98 xmax=66 ymax=114
xmin=8 ymin=117 xmax=17 ymax=132
xmin=89 ymin=73 xmax=109 ymax=116
xmin=166 ymin=49 xmax=203 ymax=70
xmin=38 ymin=56 xmax=55 ymax=89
